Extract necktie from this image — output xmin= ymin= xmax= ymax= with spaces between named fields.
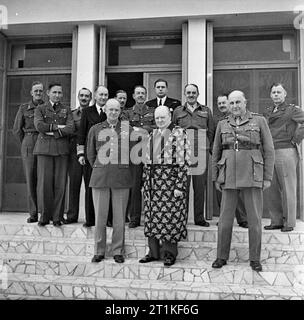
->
xmin=235 ymin=117 xmax=241 ymax=126
xmin=273 ymin=106 xmax=278 ymax=113
xmin=159 ymin=99 xmax=162 ymax=106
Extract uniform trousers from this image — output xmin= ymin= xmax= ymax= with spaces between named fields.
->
xmin=66 ymin=152 xmax=95 ymax=222
xmin=265 ymin=148 xmax=299 ymax=228
xmin=92 ymin=188 xmax=129 ymax=256
xmin=37 ymin=155 xmax=68 ymax=223
xmin=21 ymin=133 xmax=38 ymax=219
xmin=217 ymin=188 xmax=262 ymax=262
xmin=215 ymin=187 xmax=247 ymax=224
xmin=147 ymin=237 xmax=178 ymax=260
xmin=129 ymin=164 xmax=143 ymax=224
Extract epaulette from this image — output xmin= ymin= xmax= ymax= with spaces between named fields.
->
xmin=289 ymin=104 xmax=300 ymax=109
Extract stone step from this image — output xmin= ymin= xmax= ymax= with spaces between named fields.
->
xmin=2 ymin=272 xmax=303 ymax=300
xmin=0 ymin=235 xmax=303 ymax=265
xmin=1 ymin=221 xmax=304 ymax=246
xmin=1 ymin=253 xmax=303 ymax=288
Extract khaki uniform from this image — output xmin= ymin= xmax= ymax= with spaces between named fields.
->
xmin=34 ymin=102 xmax=75 ymax=223
xmin=13 ymin=100 xmax=43 ymax=219
xmin=212 ymin=111 xmax=274 ymax=261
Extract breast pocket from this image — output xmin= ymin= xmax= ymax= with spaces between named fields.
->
xmin=58 ymin=113 xmax=67 ymax=125
xmin=194 ymin=112 xmax=208 ymax=129
xmin=245 ymin=126 xmax=261 ymax=145
xmin=221 ymin=130 xmax=234 ymax=144
xmin=176 ymin=114 xmax=188 ymax=127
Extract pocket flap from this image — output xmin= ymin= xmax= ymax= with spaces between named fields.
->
xmin=217 ymin=158 xmax=226 ymax=166
xmin=251 ymin=154 xmax=264 ymax=164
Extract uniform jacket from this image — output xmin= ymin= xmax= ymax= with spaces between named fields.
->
xmin=33 ymin=101 xmax=75 ymax=156
xmin=13 ymin=100 xmax=44 ymax=143
xmin=172 ymin=103 xmax=215 ymax=150
xmin=263 ymin=102 xmax=304 ymax=149
xmin=121 ymin=103 xmax=156 ymax=133
xmin=212 ymin=111 xmax=275 ymax=189
xmin=77 ymin=104 xmax=107 ymax=156
xmin=69 ymin=107 xmax=82 ymax=154
xmin=87 ymin=120 xmax=134 ymax=189
xmin=146 ymin=97 xmax=181 ymax=114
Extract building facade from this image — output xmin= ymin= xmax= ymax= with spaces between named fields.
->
xmin=0 ymin=0 xmax=303 ymax=220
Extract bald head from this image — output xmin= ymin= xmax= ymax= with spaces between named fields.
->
xmin=155 ymin=105 xmax=171 ymax=129
xmin=105 ymin=98 xmax=121 ymax=123
xmin=228 ymin=90 xmax=247 ymax=117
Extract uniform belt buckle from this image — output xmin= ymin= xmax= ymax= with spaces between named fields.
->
xmin=234 ymin=140 xmax=239 ymax=151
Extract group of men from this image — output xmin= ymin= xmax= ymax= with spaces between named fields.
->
xmin=13 ymin=79 xmax=304 ymax=269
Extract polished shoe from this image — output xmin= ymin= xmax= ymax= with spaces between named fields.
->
xmin=238 ymin=221 xmax=248 ymax=228
xmin=163 ymin=256 xmax=175 ymax=267
xmin=281 ymin=226 xmax=294 ymax=232
xmin=91 ymin=255 xmax=104 ymax=263
xmin=38 ymin=221 xmax=49 ymax=227
xmin=62 ymin=219 xmax=77 ymax=224
xmin=139 ymin=255 xmax=158 ymax=263
xmin=125 ymin=216 xmax=130 ymax=223
xmin=27 ymin=217 xmax=38 ymax=223
xmin=212 ymin=258 xmax=227 ymax=268
xmin=129 ymin=221 xmax=140 ymax=228
xmin=106 ymin=221 xmax=113 ymax=227
xmin=83 ymin=222 xmax=95 ymax=228
xmin=264 ymin=224 xmax=283 ymax=230
xmin=53 ymin=221 xmax=62 ymax=227
xmin=195 ymin=220 xmax=210 ymax=227
xmin=114 ymin=255 xmax=125 ymax=263
xmin=250 ymin=261 xmax=262 ymax=272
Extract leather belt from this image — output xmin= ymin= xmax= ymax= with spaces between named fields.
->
xmin=24 ymin=132 xmax=38 ymax=135
xmin=222 ymin=145 xmax=260 ymax=150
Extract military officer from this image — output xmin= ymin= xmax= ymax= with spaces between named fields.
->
xmin=34 ymin=83 xmax=75 ymax=226
xmin=64 ymin=88 xmax=92 ymax=224
xmin=214 ymin=94 xmax=248 ymax=228
xmin=115 ymin=90 xmax=128 ymax=110
xmin=263 ymin=83 xmax=304 ymax=232
xmin=87 ymin=99 xmax=134 ymax=264
xmin=122 ymin=85 xmax=156 ymax=228
xmin=172 ymin=83 xmax=215 ymax=227
xmin=211 ymin=90 xmax=275 ymax=272
xmin=13 ymin=81 xmax=44 ymax=223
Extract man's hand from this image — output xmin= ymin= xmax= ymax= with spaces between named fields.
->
xmin=215 ymin=182 xmax=222 ymax=192
xmin=174 ymin=189 xmax=183 ymax=198
xmin=263 ymin=180 xmax=271 ymax=190
xmin=45 ymin=132 xmax=54 ymax=136
xmin=78 ymin=156 xmax=86 ymax=165
xmin=57 ymin=125 xmax=66 ymax=129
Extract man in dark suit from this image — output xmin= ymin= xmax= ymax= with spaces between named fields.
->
xmin=87 ymin=99 xmax=134 ymax=264
xmin=146 ymin=79 xmax=181 ymax=113
xmin=34 ymin=83 xmax=75 ymax=226
xmin=77 ymin=85 xmax=108 ymax=227
xmin=64 ymin=88 xmax=92 ymax=224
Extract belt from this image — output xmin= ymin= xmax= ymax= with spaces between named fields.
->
xmin=24 ymin=132 xmax=38 ymax=135
xmin=223 ymin=144 xmax=260 ymax=150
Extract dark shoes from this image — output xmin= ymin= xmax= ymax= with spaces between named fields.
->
xmin=281 ymin=226 xmax=294 ymax=232
xmin=212 ymin=258 xmax=227 ymax=268
xmin=163 ymin=256 xmax=175 ymax=267
xmin=106 ymin=221 xmax=113 ymax=227
xmin=238 ymin=221 xmax=248 ymax=228
xmin=53 ymin=221 xmax=62 ymax=227
xmin=264 ymin=224 xmax=283 ymax=230
xmin=27 ymin=217 xmax=38 ymax=223
xmin=139 ymin=255 xmax=158 ymax=263
xmin=62 ymin=219 xmax=77 ymax=224
xmin=129 ymin=221 xmax=140 ymax=228
xmin=38 ymin=221 xmax=49 ymax=227
xmin=195 ymin=220 xmax=210 ymax=227
xmin=91 ymin=255 xmax=105 ymax=263
xmin=114 ymin=255 xmax=125 ymax=263
xmin=125 ymin=216 xmax=130 ymax=223
xmin=250 ymin=261 xmax=262 ymax=272
xmin=83 ymin=222 xmax=95 ymax=228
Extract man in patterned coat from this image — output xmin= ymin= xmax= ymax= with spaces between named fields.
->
xmin=139 ymin=106 xmax=191 ymax=267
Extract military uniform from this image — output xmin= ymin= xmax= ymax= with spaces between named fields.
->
xmin=172 ymin=103 xmax=215 ymax=225
xmin=13 ymin=99 xmax=44 ymax=220
xmin=263 ymin=102 xmax=304 ymax=228
xmin=34 ymin=101 xmax=75 ymax=224
xmin=212 ymin=111 xmax=274 ymax=262
xmin=213 ymin=111 xmax=247 ymax=225
xmin=86 ymin=120 xmax=134 ymax=256
xmin=122 ymin=103 xmax=156 ymax=226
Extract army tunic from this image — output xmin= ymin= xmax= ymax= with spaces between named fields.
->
xmin=212 ymin=111 xmax=275 ymax=262
xmin=13 ymin=99 xmax=44 ymax=219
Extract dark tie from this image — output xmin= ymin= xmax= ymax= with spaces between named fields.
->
xmin=159 ymin=99 xmax=162 ymax=106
